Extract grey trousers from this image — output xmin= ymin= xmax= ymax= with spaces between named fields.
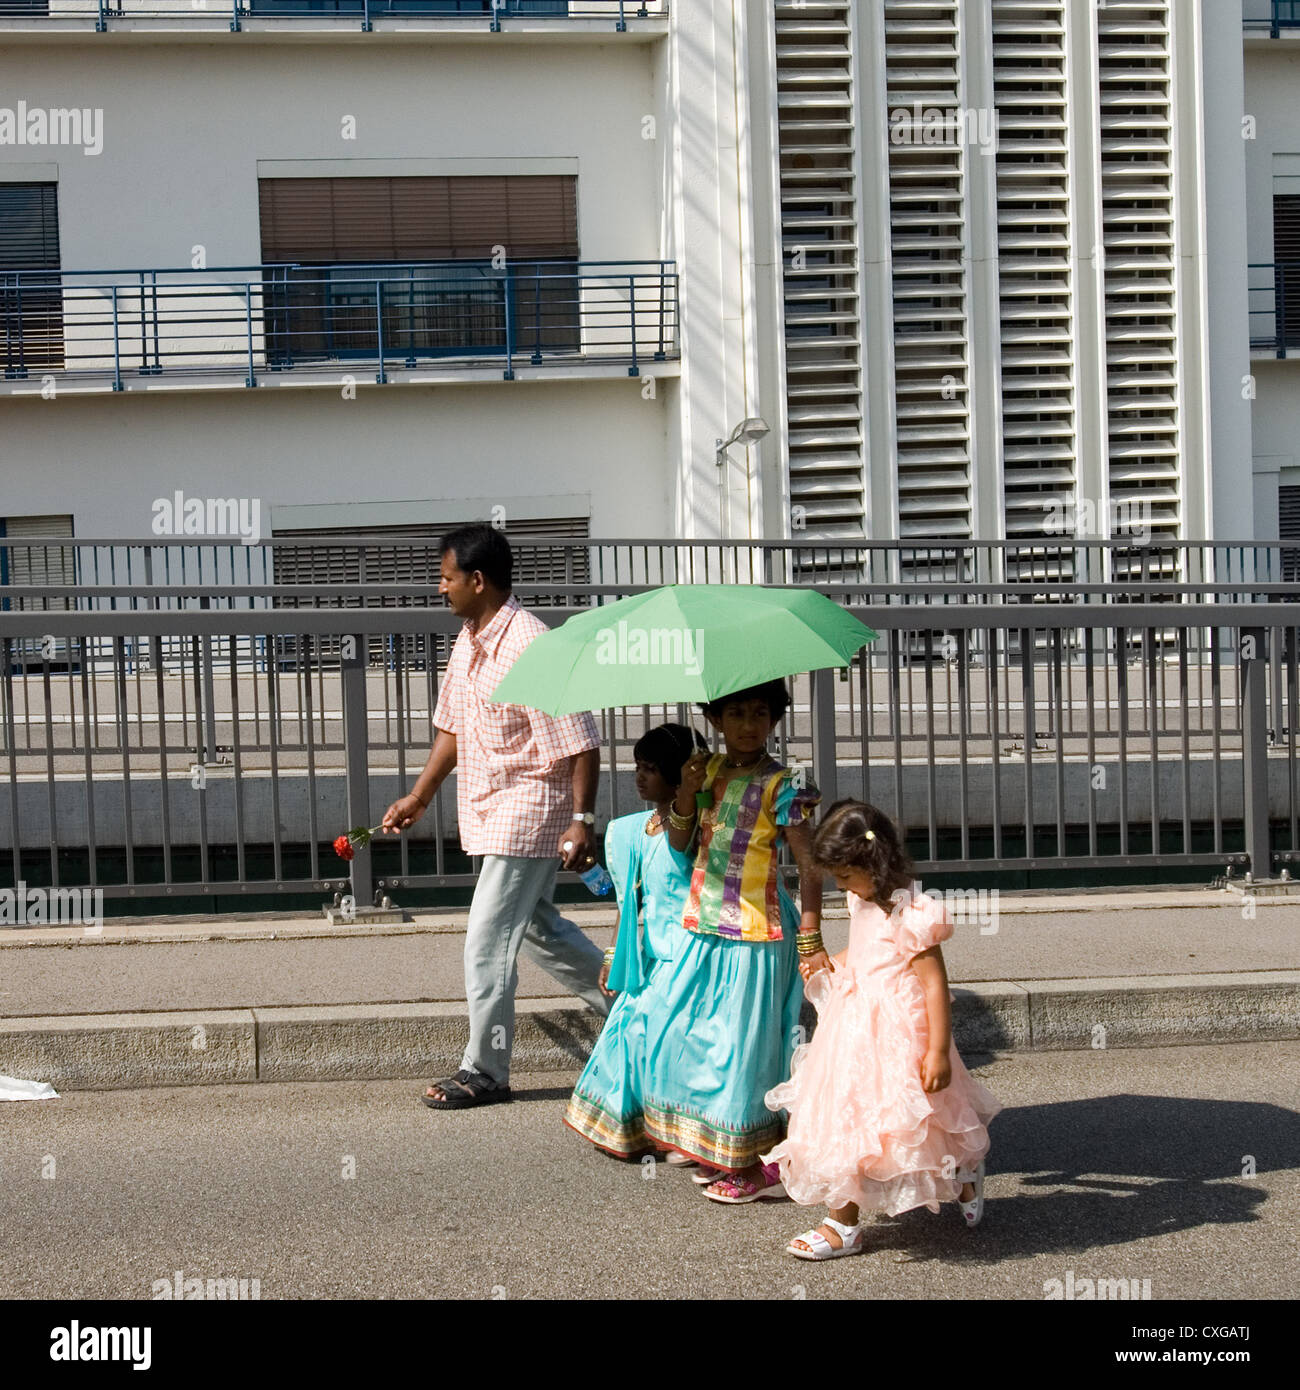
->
xmin=460 ymin=854 xmax=611 ymax=1086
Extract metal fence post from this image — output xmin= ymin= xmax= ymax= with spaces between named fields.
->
xmin=1242 ymin=626 xmax=1272 ymax=879
xmin=810 ymin=666 xmax=838 ymax=807
xmin=341 ymin=632 xmax=374 ymax=906
xmin=111 ymin=285 xmax=123 ymax=392
xmin=503 ymin=269 xmax=516 ymax=380
xmin=245 ymin=282 xmax=256 ymax=388
xmin=199 ymin=596 xmax=218 ymax=765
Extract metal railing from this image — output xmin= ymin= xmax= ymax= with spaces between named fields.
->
xmin=0 ymin=260 xmax=678 ymax=388
xmin=1248 ymin=261 xmax=1300 ymax=356
xmin=3 ymin=594 xmax=1300 ymax=905
xmin=0 ymin=1 xmax=664 ymax=31
xmin=3 ymin=536 xmax=1300 ymax=616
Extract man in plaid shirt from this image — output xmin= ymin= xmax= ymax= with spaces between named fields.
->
xmin=382 ymin=523 xmax=610 ymax=1108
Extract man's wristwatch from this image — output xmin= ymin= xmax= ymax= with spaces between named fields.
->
xmin=572 ymin=812 xmax=596 ymax=825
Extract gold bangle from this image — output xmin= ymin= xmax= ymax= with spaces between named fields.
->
xmin=666 ymin=805 xmax=697 ymax=831
xmin=796 ymin=934 xmax=825 ymax=956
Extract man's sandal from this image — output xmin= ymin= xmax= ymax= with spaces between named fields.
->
xmin=422 ymin=1070 xmax=512 ymax=1110
xmin=787 ymin=1218 xmax=864 ymax=1261
xmin=702 ymin=1162 xmax=785 ymax=1205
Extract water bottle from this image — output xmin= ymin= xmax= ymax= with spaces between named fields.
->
xmin=564 ymin=841 xmax=614 ymax=896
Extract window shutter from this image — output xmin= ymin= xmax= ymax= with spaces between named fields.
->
xmin=258 ymin=176 xmax=578 ymax=264
xmin=1273 ymin=194 xmax=1300 ymax=347
xmin=0 ymin=184 xmax=60 ymax=270
xmin=1281 ymin=485 xmax=1300 ymax=585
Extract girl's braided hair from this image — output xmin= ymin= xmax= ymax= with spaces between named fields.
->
xmin=811 ymin=799 xmax=914 ymax=909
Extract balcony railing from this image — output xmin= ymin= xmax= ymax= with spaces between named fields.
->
xmin=0 ymin=0 xmax=664 ymax=30
xmin=1248 ymin=262 xmax=1300 ymax=357
xmin=1243 ymin=1 xmax=1300 ymax=36
xmin=0 ymin=259 xmax=679 ymax=388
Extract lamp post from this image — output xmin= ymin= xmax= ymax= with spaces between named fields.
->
xmin=715 ymin=416 xmax=770 ymax=539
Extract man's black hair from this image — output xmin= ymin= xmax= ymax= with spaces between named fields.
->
xmin=440 ymin=523 xmax=513 ymax=593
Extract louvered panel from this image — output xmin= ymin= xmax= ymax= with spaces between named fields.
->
xmin=884 ymin=1 xmax=970 ymax=557
xmin=993 ymin=1 xmax=1077 ymax=572
xmin=1280 ymin=486 xmax=1300 ymax=585
xmin=1098 ymin=1 xmax=1180 ymax=578
xmin=269 ymin=518 xmax=590 ymax=661
xmin=775 ymin=0 xmax=866 ymax=567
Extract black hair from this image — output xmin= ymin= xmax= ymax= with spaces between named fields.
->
xmin=699 ymin=678 xmax=792 ymax=723
xmin=632 ymin=723 xmax=708 ymax=789
xmin=440 ymin=523 xmax=513 ymax=593
xmin=811 ymin=799 xmax=914 ymax=909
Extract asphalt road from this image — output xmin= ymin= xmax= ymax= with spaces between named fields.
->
xmin=2 ymin=1041 xmax=1297 ymax=1301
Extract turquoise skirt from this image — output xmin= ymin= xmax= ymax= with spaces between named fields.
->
xmin=563 ymin=958 xmax=671 ymax=1156
xmin=641 ymin=928 xmax=804 ymax=1171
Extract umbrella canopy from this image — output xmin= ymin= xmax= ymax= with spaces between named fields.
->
xmin=489 ymin=584 xmax=877 ymax=715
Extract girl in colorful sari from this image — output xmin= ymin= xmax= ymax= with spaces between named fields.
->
xmin=563 ymin=723 xmax=707 ymax=1157
xmin=645 ymin=679 xmax=831 ymax=1202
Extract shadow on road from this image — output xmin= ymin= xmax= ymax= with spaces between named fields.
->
xmin=864 ymin=1092 xmax=1296 ymax=1265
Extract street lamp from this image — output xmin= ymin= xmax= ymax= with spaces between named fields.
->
xmin=715 ymin=416 xmax=771 ymax=539
xmin=716 ymin=416 xmax=771 ymax=468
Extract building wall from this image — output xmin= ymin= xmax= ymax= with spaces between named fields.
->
xmin=0 ymin=41 xmax=661 ymax=270
xmin=0 ymin=380 xmax=672 ymax=538
xmin=0 ymin=37 xmax=691 ymax=539
xmin=1243 ymin=41 xmax=1300 ymax=540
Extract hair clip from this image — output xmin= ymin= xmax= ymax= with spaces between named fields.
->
xmin=863 ymin=829 xmax=875 ymax=841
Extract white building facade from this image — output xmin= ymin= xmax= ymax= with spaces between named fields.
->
xmin=0 ymin=1 xmax=1284 ymax=568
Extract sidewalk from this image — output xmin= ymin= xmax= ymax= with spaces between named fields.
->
xmin=2 ymin=888 xmax=1297 ymax=1091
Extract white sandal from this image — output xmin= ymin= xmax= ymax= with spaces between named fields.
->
xmin=957 ymin=1159 xmax=985 ymax=1227
xmin=787 ymin=1217 xmax=864 ymax=1261
xmin=665 ymin=1151 xmax=696 ymax=1167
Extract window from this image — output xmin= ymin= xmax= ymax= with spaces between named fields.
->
xmin=1281 ymin=485 xmax=1300 ymax=585
xmin=1272 ymin=194 xmax=1300 ymax=349
xmin=0 ymin=516 xmax=77 ymax=667
xmin=0 ymin=182 xmax=62 ymax=375
xmin=246 ymin=1 xmax=568 ymax=14
xmin=258 ymin=175 xmax=579 ymax=363
xmin=268 ymin=518 xmax=591 ymax=664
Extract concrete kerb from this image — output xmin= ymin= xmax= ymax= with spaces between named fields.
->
xmin=3 ymin=974 xmax=1296 ymax=1092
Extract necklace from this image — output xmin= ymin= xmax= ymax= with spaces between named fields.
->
xmin=645 ymin=807 xmax=667 ymax=834
xmin=723 ymin=750 xmax=767 ymax=770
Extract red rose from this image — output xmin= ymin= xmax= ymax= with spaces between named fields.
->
xmin=333 ymin=834 xmax=354 ymax=861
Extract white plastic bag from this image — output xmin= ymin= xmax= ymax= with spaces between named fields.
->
xmin=0 ymin=1075 xmax=59 ymax=1101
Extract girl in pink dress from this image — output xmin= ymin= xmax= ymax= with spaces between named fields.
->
xmin=763 ymin=800 xmax=1001 ymax=1261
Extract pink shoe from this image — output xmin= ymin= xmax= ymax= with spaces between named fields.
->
xmin=703 ymin=1162 xmax=786 ymax=1205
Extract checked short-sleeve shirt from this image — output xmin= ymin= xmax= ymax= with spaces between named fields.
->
xmin=433 ymin=595 xmax=601 ymax=858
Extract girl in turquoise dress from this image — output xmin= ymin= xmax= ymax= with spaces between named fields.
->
xmin=643 ymin=679 xmax=831 ymax=1201
xmin=563 ymin=723 xmax=706 ymax=1157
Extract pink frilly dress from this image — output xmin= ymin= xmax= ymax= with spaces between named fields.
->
xmin=763 ymin=887 xmax=1001 ymax=1216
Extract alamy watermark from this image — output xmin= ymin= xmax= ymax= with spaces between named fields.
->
xmin=594 ymin=621 xmax=704 ymax=677
xmin=1043 ymin=496 xmax=1152 ymax=545
xmin=888 ymin=102 xmax=998 ymax=156
xmin=0 ymin=102 xmax=103 ymax=157
xmin=151 ymin=490 xmax=262 ymax=546
xmin=151 ymin=1269 xmax=261 ymax=1300
xmin=1043 ymin=1270 xmax=1152 ymax=1300
xmin=0 ymin=882 xmax=103 ymax=929
xmin=890 ymin=879 xmax=999 ymax=936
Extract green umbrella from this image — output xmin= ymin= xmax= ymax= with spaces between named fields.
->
xmin=489 ymin=584 xmax=877 ymax=715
